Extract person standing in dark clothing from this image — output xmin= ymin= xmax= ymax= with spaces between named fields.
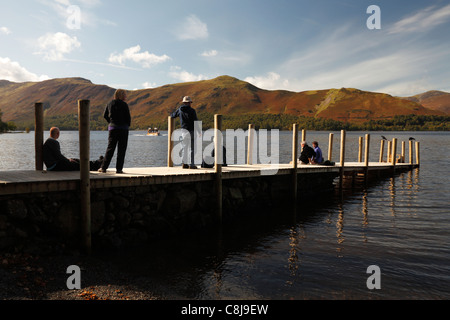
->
xmin=99 ymin=89 xmax=131 ymax=174
xmin=170 ymin=96 xmax=200 ymax=169
xmin=299 ymin=141 xmax=316 ymax=165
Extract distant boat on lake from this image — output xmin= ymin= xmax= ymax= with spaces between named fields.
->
xmin=147 ymin=127 xmax=160 ymax=136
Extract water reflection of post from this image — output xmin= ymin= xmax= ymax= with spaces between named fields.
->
xmin=336 ymin=202 xmax=345 ymax=256
xmin=287 ymin=226 xmax=301 ymax=284
xmin=213 ymin=226 xmax=224 ymax=299
xmin=362 ymin=190 xmax=369 ymax=243
xmin=389 ymin=177 xmax=397 ymax=220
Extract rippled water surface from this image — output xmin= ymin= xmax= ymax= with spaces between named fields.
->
xmin=1 ymin=131 xmax=449 ymax=299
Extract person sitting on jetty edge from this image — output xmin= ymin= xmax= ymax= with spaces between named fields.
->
xmin=311 ymin=141 xmax=324 ymax=164
xmin=170 ymin=96 xmax=201 ymax=169
xmin=299 ymin=141 xmax=316 ymax=165
xmin=43 ymin=127 xmax=103 ymax=172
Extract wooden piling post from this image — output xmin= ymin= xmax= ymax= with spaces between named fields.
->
xmin=215 ymin=114 xmax=223 ymax=222
xmin=401 ymin=141 xmax=406 ymax=163
xmin=78 ymin=100 xmax=91 ymax=254
xmin=364 ymin=134 xmax=370 ymax=167
xmin=34 ymin=103 xmax=44 ymax=171
xmin=409 ymin=140 xmax=414 ymax=165
xmin=358 ymin=136 xmax=363 ymax=162
xmin=247 ymin=124 xmax=255 ymax=165
xmin=339 ymin=130 xmax=346 ymax=189
xmin=328 ymin=133 xmax=334 ymax=162
xmin=387 ymin=141 xmax=392 ymax=163
xmin=415 ymin=141 xmax=420 ymax=166
xmin=364 ymin=134 xmax=370 ymax=182
xmin=301 ymin=129 xmax=306 ymax=143
xmin=292 ymin=124 xmax=299 ymax=201
xmin=391 ymin=138 xmax=397 ymax=166
xmin=168 ymin=116 xmax=175 ymax=167
xmin=379 ymin=139 xmax=385 ymax=163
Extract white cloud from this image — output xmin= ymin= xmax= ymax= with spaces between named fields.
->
xmin=35 ymin=32 xmax=81 ymax=61
xmin=389 ymin=4 xmax=450 ymax=34
xmin=0 ymin=57 xmax=49 ymax=82
xmin=169 ymin=66 xmax=208 ymax=82
xmin=201 ymin=50 xmax=218 ymax=57
xmin=245 ymin=72 xmax=290 ymax=90
xmin=109 ymin=45 xmax=171 ymax=68
xmin=177 ymin=15 xmax=209 ymax=40
xmin=142 ymin=81 xmax=157 ymax=89
xmin=0 ymin=27 xmax=11 ymax=35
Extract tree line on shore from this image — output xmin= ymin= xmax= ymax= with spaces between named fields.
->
xmin=0 ymin=110 xmax=17 ymax=133
xmin=2 ymin=109 xmax=450 ymax=132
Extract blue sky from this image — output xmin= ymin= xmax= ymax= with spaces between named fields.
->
xmin=0 ymin=0 xmax=449 ymax=96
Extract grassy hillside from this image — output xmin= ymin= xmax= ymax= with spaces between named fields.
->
xmin=0 ymin=75 xmax=445 ymax=130
xmin=405 ymin=90 xmax=450 ymax=114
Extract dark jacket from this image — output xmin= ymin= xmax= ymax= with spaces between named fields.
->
xmin=104 ymin=99 xmax=131 ymax=129
xmin=299 ymin=144 xmax=316 ymax=164
xmin=171 ymin=104 xmax=198 ymax=132
xmin=43 ymin=138 xmax=68 ymax=168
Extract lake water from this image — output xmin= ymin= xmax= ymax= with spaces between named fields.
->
xmin=1 ymin=130 xmax=449 ymax=299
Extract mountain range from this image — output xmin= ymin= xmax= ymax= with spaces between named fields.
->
xmin=0 ymin=75 xmax=448 ymax=129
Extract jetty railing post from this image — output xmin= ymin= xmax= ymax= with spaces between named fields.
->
xmin=247 ymin=124 xmax=255 ymax=165
xmin=358 ymin=136 xmax=363 ymax=162
xmin=387 ymin=141 xmax=392 ymax=163
xmin=415 ymin=141 xmax=420 ymax=166
xmin=168 ymin=116 xmax=175 ymax=167
xmin=364 ymin=134 xmax=370 ymax=183
xmin=301 ymin=129 xmax=306 ymax=143
xmin=379 ymin=139 xmax=385 ymax=163
xmin=292 ymin=124 xmax=298 ymax=202
xmin=401 ymin=141 xmax=406 ymax=163
xmin=391 ymin=138 xmax=397 ymax=175
xmin=328 ymin=133 xmax=334 ymax=162
xmin=215 ymin=114 xmax=223 ymax=222
xmin=78 ymin=100 xmax=91 ymax=255
xmin=339 ymin=130 xmax=346 ymax=190
xmin=34 ymin=103 xmax=44 ymax=171
xmin=409 ymin=140 xmax=414 ymax=165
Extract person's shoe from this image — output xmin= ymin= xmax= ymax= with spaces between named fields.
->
xmin=189 ymin=165 xmax=197 ymax=169
xmin=116 ymin=170 xmax=124 ymax=174
xmin=182 ymin=164 xmax=189 ymax=169
xmin=98 ymin=168 xmax=106 ymax=173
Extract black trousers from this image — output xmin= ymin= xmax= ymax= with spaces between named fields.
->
xmin=52 ymin=158 xmax=103 ymax=171
xmin=101 ymin=129 xmax=129 ymax=172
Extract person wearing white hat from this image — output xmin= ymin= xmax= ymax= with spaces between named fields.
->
xmin=170 ymin=96 xmax=200 ymax=169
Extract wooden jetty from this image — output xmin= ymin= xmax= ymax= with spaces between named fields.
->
xmin=0 ymin=162 xmax=418 ymax=197
xmin=0 ymin=101 xmax=420 ymax=253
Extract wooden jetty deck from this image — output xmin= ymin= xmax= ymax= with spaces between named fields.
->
xmin=0 ymin=162 xmax=418 ymax=196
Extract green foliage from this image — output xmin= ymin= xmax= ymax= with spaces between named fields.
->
xmin=0 ymin=109 xmax=16 ymax=133
xmin=10 ymin=112 xmax=450 ymax=132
